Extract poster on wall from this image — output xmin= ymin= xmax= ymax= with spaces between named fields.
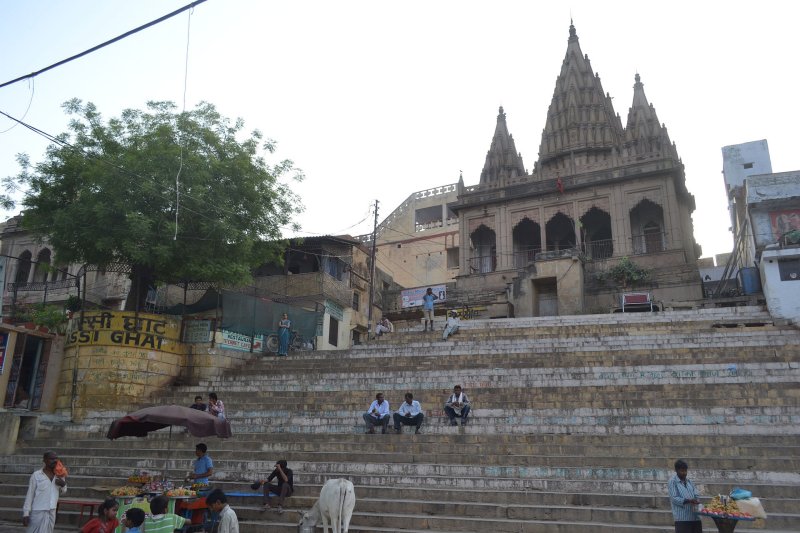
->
xmin=220 ymin=330 xmax=265 ymax=352
xmin=400 ymin=284 xmax=447 ymax=309
xmin=770 ymin=209 xmax=800 ymax=241
xmin=0 ymin=332 xmax=7 ymax=374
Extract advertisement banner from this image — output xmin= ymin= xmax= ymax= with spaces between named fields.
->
xmin=770 ymin=209 xmax=800 ymax=240
xmin=401 ymin=284 xmax=447 ymax=309
xmin=220 ymin=330 xmax=265 ymax=352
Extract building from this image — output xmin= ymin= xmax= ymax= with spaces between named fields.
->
xmin=450 ymin=23 xmax=701 ymax=316
xmin=253 ymin=235 xmax=398 ymax=347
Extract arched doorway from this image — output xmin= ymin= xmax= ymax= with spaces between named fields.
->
xmin=580 ymin=207 xmax=613 ymax=259
xmin=512 ymin=218 xmax=541 ymax=268
xmin=630 ymin=200 xmax=665 ymax=254
xmin=33 ymin=249 xmax=51 ymax=283
xmin=470 ymin=225 xmax=496 ymax=273
xmin=15 ymin=250 xmax=32 ymax=284
xmin=545 ymin=212 xmax=576 ymax=252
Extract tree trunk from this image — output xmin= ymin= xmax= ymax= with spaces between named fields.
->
xmin=124 ymin=264 xmax=157 ymax=312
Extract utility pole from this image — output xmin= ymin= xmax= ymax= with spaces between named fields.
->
xmin=367 ymin=200 xmax=379 ymax=341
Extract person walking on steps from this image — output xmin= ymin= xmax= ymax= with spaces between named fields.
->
xmin=422 ymin=287 xmax=438 ymax=332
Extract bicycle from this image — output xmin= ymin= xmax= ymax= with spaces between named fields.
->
xmin=266 ymin=330 xmax=315 ymax=354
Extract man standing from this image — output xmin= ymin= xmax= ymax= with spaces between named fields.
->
xmin=22 ymin=451 xmax=67 ymax=533
xmin=421 ymin=287 xmax=438 ymax=332
xmin=363 ymin=393 xmax=391 ymax=434
xmin=667 ymin=459 xmax=703 ymax=533
xmin=393 ymin=392 xmax=424 ymax=434
xmin=206 ymin=489 xmax=239 ymax=533
xmin=444 ymin=385 xmax=471 ymax=426
xmin=189 ymin=443 xmax=214 ymax=485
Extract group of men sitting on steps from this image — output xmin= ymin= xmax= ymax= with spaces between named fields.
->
xmin=362 ymin=386 xmax=471 ymax=434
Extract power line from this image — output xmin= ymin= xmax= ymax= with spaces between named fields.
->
xmin=0 ymin=0 xmax=209 ymax=90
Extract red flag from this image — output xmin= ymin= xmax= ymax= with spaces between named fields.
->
xmin=556 ymin=175 xmax=564 ymax=194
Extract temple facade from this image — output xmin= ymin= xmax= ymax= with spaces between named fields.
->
xmin=450 ymin=23 xmax=702 ymax=316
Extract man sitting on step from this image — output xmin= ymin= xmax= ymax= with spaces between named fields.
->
xmin=444 ymin=385 xmax=471 ymax=426
xmin=362 ymin=392 xmax=391 ymax=434
xmin=393 ymin=392 xmax=424 ymax=434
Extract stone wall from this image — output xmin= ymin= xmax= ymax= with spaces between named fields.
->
xmin=57 ymin=311 xmax=257 ymax=420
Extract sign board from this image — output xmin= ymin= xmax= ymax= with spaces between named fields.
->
xmin=401 ymin=284 xmax=447 ymax=309
xmin=183 ymin=320 xmax=212 ymax=343
xmin=220 ymin=330 xmax=265 ymax=352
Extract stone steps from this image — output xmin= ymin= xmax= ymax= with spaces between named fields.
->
xmin=2 ymin=306 xmax=798 ymax=532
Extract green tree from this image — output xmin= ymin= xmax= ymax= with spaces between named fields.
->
xmin=8 ymin=100 xmax=303 ymax=309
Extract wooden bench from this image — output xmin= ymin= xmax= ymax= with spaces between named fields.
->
xmin=57 ymin=498 xmax=100 ymax=525
xmin=621 ymin=292 xmax=654 ymax=312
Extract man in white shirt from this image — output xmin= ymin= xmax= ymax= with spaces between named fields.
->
xmin=444 ymin=385 xmax=471 ymax=426
xmin=206 ymin=489 xmax=239 ymax=533
xmin=362 ymin=393 xmax=391 ymax=434
xmin=375 ymin=317 xmax=393 ymax=336
xmin=393 ymin=392 xmax=424 ymax=434
xmin=442 ymin=311 xmax=460 ymax=340
xmin=22 ymin=451 xmax=67 ymax=533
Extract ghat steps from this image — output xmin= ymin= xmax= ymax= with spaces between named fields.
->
xmin=0 ymin=306 xmax=798 ymax=532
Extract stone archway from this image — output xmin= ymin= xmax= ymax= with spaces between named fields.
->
xmin=545 ymin=212 xmax=576 ymax=251
xmin=470 ymin=224 xmax=496 ymax=273
xmin=580 ymin=207 xmax=613 ymax=259
xmin=630 ymin=199 xmax=665 ymax=254
xmin=512 ymin=218 xmax=541 ymax=267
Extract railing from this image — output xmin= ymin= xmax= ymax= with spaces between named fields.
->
xmin=631 ymin=232 xmax=666 ymax=255
xmin=469 ymin=255 xmax=496 ymax=274
xmin=581 ymin=239 xmax=614 ymax=260
xmin=535 ymin=247 xmax=580 ymax=261
xmin=8 ymin=279 xmax=77 ymax=292
xmin=513 ymin=247 xmax=541 ymax=268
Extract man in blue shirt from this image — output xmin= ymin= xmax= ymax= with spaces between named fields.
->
xmin=667 ymin=459 xmax=702 ymax=532
xmin=189 ymin=443 xmax=214 ymax=485
xmin=393 ymin=392 xmax=424 ymax=434
xmin=421 ymin=288 xmax=438 ymax=332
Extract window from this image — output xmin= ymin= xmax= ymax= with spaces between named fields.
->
xmin=778 ymin=258 xmax=800 ymax=282
xmin=352 ymin=291 xmax=360 ymax=311
xmin=328 ymin=316 xmax=339 ymax=346
xmin=743 ymin=162 xmax=753 ymax=169
xmin=352 ymin=330 xmax=361 ymax=346
xmin=447 ymin=248 xmax=459 ymax=269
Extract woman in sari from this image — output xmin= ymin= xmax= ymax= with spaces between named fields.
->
xmin=278 ymin=313 xmax=291 ymax=356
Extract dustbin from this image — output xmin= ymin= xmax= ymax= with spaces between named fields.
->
xmin=739 ymin=267 xmax=762 ymax=295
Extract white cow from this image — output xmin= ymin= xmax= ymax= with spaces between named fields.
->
xmin=298 ymin=478 xmax=356 ymax=533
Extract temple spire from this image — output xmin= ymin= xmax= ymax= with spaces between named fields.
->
xmin=622 ymin=73 xmax=679 ymax=161
xmin=536 ymin=23 xmax=623 ymax=175
xmin=479 ymin=106 xmax=526 ymax=186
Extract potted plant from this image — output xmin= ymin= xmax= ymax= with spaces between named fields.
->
xmin=30 ymin=304 xmax=69 ymax=335
xmin=599 ymin=256 xmax=651 ymax=290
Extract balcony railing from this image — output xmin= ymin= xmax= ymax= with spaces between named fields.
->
xmin=513 ymin=247 xmax=541 ymax=268
xmin=632 ymin=232 xmax=666 ymax=255
xmin=581 ymin=239 xmax=614 ymax=260
xmin=469 ymin=255 xmax=496 ymax=274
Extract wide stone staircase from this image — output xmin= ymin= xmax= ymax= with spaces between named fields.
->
xmin=1 ymin=306 xmax=799 ymax=532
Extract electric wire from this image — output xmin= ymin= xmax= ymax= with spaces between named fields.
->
xmin=0 ymin=0 xmax=209 ymax=90
xmin=174 ymin=6 xmax=194 ymax=241
xmin=0 ymin=79 xmax=35 ymax=134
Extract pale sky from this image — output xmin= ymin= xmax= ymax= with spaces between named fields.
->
xmin=1 ymin=0 xmax=799 ymax=261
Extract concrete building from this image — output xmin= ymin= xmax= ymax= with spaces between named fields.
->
xmin=744 ymin=171 xmax=800 ymax=320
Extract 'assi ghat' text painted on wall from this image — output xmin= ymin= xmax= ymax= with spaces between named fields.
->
xmin=65 ymin=312 xmax=178 ymax=352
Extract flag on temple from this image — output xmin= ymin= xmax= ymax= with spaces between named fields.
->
xmin=556 ymin=175 xmax=564 ymax=194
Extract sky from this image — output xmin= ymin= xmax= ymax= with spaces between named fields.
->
xmin=1 ymin=0 xmax=799 ymax=261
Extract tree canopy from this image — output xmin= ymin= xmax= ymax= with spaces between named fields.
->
xmin=8 ymin=99 xmax=303 ymax=308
